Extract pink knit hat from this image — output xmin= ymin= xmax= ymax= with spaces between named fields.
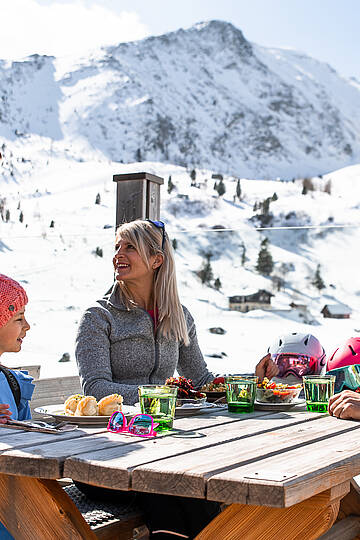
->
xmin=0 ymin=274 xmax=28 ymax=328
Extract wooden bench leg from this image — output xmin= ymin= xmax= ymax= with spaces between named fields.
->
xmin=0 ymin=472 xmax=97 ymax=540
xmin=195 ymin=482 xmax=350 ymax=540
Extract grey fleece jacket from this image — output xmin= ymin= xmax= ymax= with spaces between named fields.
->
xmin=75 ymin=284 xmax=214 ymax=405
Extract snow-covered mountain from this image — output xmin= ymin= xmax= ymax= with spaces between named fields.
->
xmin=1 ymin=20 xmax=360 ymax=179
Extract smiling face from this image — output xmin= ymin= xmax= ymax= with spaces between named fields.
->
xmin=0 ymin=308 xmax=30 ymax=356
xmin=113 ymin=236 xmax=160 ymax=285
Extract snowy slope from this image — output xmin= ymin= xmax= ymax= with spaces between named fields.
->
xmin=1 ymin=20 xmax=360 ymax=179
xmin=0 ymin=158 xmax=360 ymax=378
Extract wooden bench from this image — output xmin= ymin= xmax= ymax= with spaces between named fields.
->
xmin=29 ymin=375 xmax=146 ymax=539
xmin=30 ymin=375 xmax=82 ymax=416
xmin=9 ymin=364 xmax=41 ymax=380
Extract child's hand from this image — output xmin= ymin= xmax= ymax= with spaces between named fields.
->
xmin=328 ymin=390 xmax=360 ymax=420
xmin=255 ymin=354 xmax=279 ymax=382
xmin=0 ymin=404 xmax=11 ymax=424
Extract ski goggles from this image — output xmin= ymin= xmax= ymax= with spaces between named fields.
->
xmin=271 ymin=353 xmax=318 ymax=377
xmin=325 ymin=364 xmax=360 ymax=394
xmin=146 ymin=219 xmax=166 ymax=250
xmin=107 ymin=412 xmax=158 ymax=438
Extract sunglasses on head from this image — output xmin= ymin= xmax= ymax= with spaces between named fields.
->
xmin=146 ymin=219 xmax=166 ymax=250
xmin=107 ymin=411 xmax=158 ymax=437
xmin=271 ymin=353 xmax=318 ymax=378
xmin=325 ymin=364 xmax=360 ymax=394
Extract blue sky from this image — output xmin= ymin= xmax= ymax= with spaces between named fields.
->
xmin=1 ymin=0 xmax=359 ymax=80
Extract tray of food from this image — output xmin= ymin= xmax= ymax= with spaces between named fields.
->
xmin=35 ymin=393 xmax=139 ymax=425
xmin=165 ymin=376 xmax=206 ymax=406
xmin=255 ymin=378 xmax=305 ymax=410
xmin=200 ymin=381 xmax=226 ymax=402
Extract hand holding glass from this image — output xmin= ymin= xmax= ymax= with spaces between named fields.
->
xmin=138 ymin=385 xmax=177 ymax=430
xmin=225 ymin=376 xmax=258 ymax=413
xmin=303 ymin=375 xmax=335 ymax=412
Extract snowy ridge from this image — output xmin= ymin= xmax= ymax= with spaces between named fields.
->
xmin=1 ymin=20 xmax=360 ymax=178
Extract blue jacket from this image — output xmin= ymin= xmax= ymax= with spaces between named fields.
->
xmin=0 ymin=369 xmax=35 ymax=420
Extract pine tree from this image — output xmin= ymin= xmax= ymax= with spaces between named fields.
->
xmin=312 ymin=264 xmax=325 ymax=290
xmin=241 ymin=244 xmax=246 ymax=266
xmin=216 ymin=179 xmax=226 ymax=197
xmin=214 ymin=277 xmax=222 ymax=291
xmin=197 ymin=255 xmax=214 ymax=285
xmin=256 ymin=238 xmax=274 ymax=276
xmin=236 ymin=179 xmax=241 ymax=201
xmin=253 ymin=201 xmax=258 ymax=212
xmin=50 ymin=220 xmax=55 ymax=228
xmin=19 ymin=211 xmax=24 ymax=223
xmin=172 ymin=238 xmax=178 ymax=250
xmin=95 ymin=193 xmax=101 ymax=205
xmin=167 ymin=175 xmax=175 ymax=194
xmin=5 ymin=209 xmax=10 ymax=222
xmin=262 ymin=198 xmax=271 ymax=215
xmin=272 ymin=192 xmax=278 ymax=201
xmin=136 ymin=148 xmax=142 ymax=162
xmin=190 ymin=169 xmax=196 ymax=186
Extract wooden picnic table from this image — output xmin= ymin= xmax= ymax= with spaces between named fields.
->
xmin=0 ymin=405 xmax=359 ymax=539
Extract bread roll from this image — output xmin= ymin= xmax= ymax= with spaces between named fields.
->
xmin=98 ymin=394 xmax=123 ymax=416
xmin=64 ymin=394 xmax=84 ymax=416
xmin=75 ymin=396 xmax=99 ymax=416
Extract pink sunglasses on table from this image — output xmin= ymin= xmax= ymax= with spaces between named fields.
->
xmin=107 ymin=411 xmax=158 ymax=437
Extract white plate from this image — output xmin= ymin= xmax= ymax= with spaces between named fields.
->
xmin=34 ymin=404 xmax=140 ymax=425
xmin=175 ymin=402 xmax=226 ymax=417
xmin=254 ymin=398 xmax=306 ymax=412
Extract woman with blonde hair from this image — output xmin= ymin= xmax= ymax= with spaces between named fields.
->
xmin=76 ymin=218 xmax=214 ymax=405
xmin=75 ymin=219 xmax=223 ymax=539
xmin=75 ymin=218 xmax=277 ymax=539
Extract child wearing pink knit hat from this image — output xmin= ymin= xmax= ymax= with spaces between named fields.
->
xmin=0 ymin=274 xmax=34 ymax=424
xmin=0 ymin=276 xmax=35 ymax=540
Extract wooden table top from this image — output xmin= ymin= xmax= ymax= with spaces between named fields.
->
xmin=0 ymin=407 xmax=359 ymax=508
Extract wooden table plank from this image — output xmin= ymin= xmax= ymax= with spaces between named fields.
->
xmin=0 ymin=426 xmax=103 ymax=453
xmin=63 ymin=411 xmax=326 ymax=491
xmin=206 ymin=417 xmax=360 ymax=507
xmin=0 ymin=409 xmax=275 ymax=479
xmin=129 ymin=415 xmax=360 ymax=500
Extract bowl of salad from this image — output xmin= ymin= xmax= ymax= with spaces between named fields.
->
xmin=200 ymin=381 xmax=226 ymax=402
xmin=165 ymin=376 xmax=207 ymax=407
xmin=256 ymin=378 xmax=302 ymax=404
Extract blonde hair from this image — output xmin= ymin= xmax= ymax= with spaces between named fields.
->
xmin=115 ymin=220 xmax=189 ymax=345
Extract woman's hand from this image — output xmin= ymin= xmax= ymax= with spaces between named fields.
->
xmin=255 ymin=354 xmax=279 ymax=382
xmin=328 ymin=390 xmax=360 ymax=420
xmin=0 ymin=404 xmax=11 ymax=424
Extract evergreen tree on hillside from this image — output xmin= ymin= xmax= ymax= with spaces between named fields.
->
xmin=190 ymin=169 xmax=196 ymax=186
xmin=312 ymin=264 xmax=325 ymax=290
xmin=216 ymin=179 xmax=226 ymax=197
xmin=241 ymin=244 xmax=246 ymax=266
xmin=236 ymin=179 xmax=241 ymax=201
xmin=256 ymin=238 xmax=274 ymax=276
xmin=167 ymin=175 xmax=175 ymax=194
xmin=95 ymin=193 xmax=101 ymax=205
xmin=214 ymin=277 xmax=222 ymax=291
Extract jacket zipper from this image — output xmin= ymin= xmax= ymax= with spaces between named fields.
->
xmin=142 ymin=309 xmax=159 ymax=383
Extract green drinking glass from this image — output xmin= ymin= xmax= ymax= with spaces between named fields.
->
xmin=138 ymin=385 xmax=178 ymax=431
xmin=225 ymin=376 xmax=258 ymax=413
xmin=302 ymin=375 xmax=335 ymax=413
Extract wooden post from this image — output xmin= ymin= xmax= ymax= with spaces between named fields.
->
xmin=113 ymin=172 xmax=164 ymax=227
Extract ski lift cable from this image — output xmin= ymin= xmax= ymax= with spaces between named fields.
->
xmin=0 ymin=222 xmax=359 ymax=240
